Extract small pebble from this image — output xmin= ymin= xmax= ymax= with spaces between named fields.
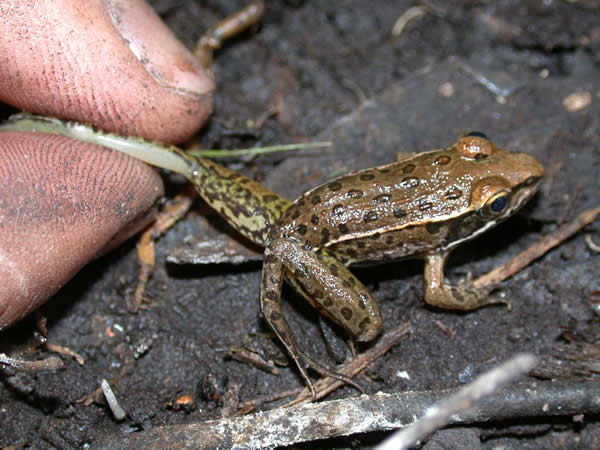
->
xmin=562 ymin=91 xmax=591 ymax=112
xmin=438 ymin=82 xmax=455 ymax=98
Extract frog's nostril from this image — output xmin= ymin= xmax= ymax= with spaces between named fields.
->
xmin=465 ymin=131 xmax=489 ymax=139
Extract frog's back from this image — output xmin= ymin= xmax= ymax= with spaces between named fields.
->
xmin=276 ymin=136 xmax=543 ymax=264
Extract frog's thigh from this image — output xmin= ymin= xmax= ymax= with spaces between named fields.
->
xmin=271 ymin=240 xmax=383 ymax=342
xmin=423 ymin=252 xmax=493 ymax=310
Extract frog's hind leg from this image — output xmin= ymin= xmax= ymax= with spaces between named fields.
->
xmin=285 ymin=249 xmax=384 ymax=343
xmin=261 ymin=240 xmax=383 ymax=394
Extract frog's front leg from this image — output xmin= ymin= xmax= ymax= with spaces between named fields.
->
xmin=423 ymin=252 xmax=500 ymax=310
xmin=261 ymin=238 xmax=383 ymax=393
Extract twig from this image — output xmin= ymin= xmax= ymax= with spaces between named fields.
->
xmin=284 ymin=322 xmax=412 ymax=407
xmin=236 ymin=322 xmax=412 ymax=413
xmin=101 ymin=379 xmax=127 ymax=421
xmin=237 ymin=388 xmax=302 ymax=415
xmin=98 ymin=379 xmax=600 ymax=449
xmin=44 ymin=342 xmax=85 ymax=366
xmin=0 ymin=352 xmax=63 ymax=372
xmin=226 ymin=348 xmax=281 ymax=376
xmin=392 ymin=7 xmax=427 ymax=37
xmin=585 ymin=233 xmax=600 ymax=253
xmin=374 ymin=354 xmax=537 ymax=450
xmin=473 ymin=206 xmax=600 ymax=291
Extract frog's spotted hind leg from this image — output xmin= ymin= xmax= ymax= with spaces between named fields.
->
xmin=261 ymin=239 xmax=385 ymax=395
xmin=260 ymin=249 xmax=366 ymax=397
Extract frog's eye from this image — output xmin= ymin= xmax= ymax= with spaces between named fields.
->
xmin=465 ymin=131 xmax=489 ymax=139
xmin=483 ymin=191 xmax=510 ymax=218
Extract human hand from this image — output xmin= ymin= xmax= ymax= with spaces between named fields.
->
xmin=0 ymin=0 xmax=214 ymax=330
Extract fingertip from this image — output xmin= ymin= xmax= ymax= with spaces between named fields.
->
xmin=0 ymin=0 xmax=214 ymax=143
xmin=0 ymin=132 xmax=164 ymax=330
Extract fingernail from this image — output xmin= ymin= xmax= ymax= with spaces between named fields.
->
xmin=107 ymin=0 xmax=214 ymax=98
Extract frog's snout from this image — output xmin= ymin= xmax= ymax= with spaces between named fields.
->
xmin=521 ymin=153 xmax=544 ymax=180
xmin=509 ymin=151 xmax=544 ymax=181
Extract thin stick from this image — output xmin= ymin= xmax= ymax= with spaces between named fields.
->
xmin=189 ymin=141 xmax=331 ymax=158
xmin=473 ymin=205 xmax=600 ymax=290
xmin=374 ymin=354 xmax=537 ymax=450
xmin=0 ymin=352 xmax=63 ymax=371
xmin=284 ymin=322 xmax=412 ymax=407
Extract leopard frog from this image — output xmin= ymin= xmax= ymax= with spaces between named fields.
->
xmin=0 ymin=116 xmax=544 ymax=393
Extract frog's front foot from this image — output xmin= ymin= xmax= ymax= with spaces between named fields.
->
xmin=423 ymin=253 xmax=506 ymax=310
xmin=425 ymin=281 xmax=500 ymax=310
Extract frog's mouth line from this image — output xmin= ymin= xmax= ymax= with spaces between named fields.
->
xmin=441 ymin=218 xmax=499 ymax=253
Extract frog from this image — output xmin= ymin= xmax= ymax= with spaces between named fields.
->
xmin=0 ymin=115 xmax=544 ymax=395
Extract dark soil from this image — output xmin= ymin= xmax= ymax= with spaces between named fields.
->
xmin=2 ymin=0 xmax=599 ymax=448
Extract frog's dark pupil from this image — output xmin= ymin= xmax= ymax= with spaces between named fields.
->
xmin=490 ymin=195 xmax=508 ymax=213
xmin=466 ymin=131 xmax=488 ymax=139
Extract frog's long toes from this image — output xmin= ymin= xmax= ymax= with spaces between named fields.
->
xmin=303 ymin=354 xmax=365 ymax=394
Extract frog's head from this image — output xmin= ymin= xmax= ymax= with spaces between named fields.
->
xmin=458 ymin=132 xmax=544 ymax=224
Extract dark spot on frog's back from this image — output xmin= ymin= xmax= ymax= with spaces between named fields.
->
xmin=338 ymin=223 xmax=349 ymax=234
xmin=263 ymin=194 xmax=279 ymax=203
xmin=347 ymin=189 xmax=363 ymax=199
xmin=363 ymin=211 xmax=378 ymax=222
xmin=311 ymin=214 xmax=319 ymax=225
xmin=401 ymin=163 xmax=415 ymax=174
xmin=359 ymin=172 xmax=375 ymax=181
xmin=311 ymin=195 xmax=321 ymax=205
xmin=341 ymin=307 xmax=353 ymax=320
xmin=434 ymin=155 xmax=451 ymax=165
xmin=419 ymin=200 xmax=433 ymax=211
xmin=400 ymin=177 xmax=419 ymax=188
xmin=393 ymin=207 xmax=407 ymax=219
xmin=328 ymin=181 xmax=342 ymax=191
xmin=445 ymin=187 xmax=462 ymax=200
xmin=296 ymin=224 xmax=308 ymax=235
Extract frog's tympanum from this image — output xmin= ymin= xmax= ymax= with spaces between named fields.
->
xmin=0 ymin=116 xmax=544 ymax=394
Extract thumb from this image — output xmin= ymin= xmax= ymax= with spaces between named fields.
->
xmin=0 ymin=0 xmax=214 ymax=142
